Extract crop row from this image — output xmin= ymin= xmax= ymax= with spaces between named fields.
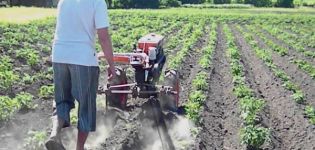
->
xmin=243 ymin=25 xmax=305 ymax=103
xmin=0 ymin=92 xmax=34 ymax=121
xmin=223 ymin=24 xmax=269 ymax=149
xmin=238 ymin=25 xmax=315 ymax=125
xmin=249 ymin=25 xmax=315 ymax=80
xmin=198 ymin=22 xmax=217 ymax=69
xmin=167 ymin=19 xmax=206 ymax=69
xmin=259 ymin=24 xmax=315 ymax=58
xmin=281 ymin=24 xmax=315 ymax=49
xmin=0 ymin=19 xmax=55 ymax=95
xmin=164 ymin=21 xmax=195 ymax=54
xmin=185 ymin=22 xmax=217 ymax=124
xmin=0 ymin=56 xmax=18 ymax=92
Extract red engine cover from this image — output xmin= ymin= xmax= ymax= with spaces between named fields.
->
xmin=138 ymin=33 xmax=164 ymax=54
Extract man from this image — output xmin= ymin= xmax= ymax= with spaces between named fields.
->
xmin=45 ymin=0 xmax=116 ymax=150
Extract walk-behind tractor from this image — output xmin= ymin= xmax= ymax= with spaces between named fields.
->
xmin=98 ymin=33 xmax=180 ymax=150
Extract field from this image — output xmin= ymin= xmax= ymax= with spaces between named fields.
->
xmin=1 ymin=7 xmax=315 ymax=150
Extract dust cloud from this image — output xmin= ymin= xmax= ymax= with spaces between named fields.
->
xmin=144 ymin=116 xmax=195 ymax=150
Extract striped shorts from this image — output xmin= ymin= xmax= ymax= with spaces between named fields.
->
xmin=53 ymin=63 xmax=99 ymax=132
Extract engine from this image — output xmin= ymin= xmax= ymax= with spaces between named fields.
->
xmin=133 ymin=33 xmax=166 ymax=85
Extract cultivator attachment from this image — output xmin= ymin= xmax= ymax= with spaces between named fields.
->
xmin=98 ymin=33 xmax=179 ymax=150
xmin=98 ymin=68 xmax=179 ymax=111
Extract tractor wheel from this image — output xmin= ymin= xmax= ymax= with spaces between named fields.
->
xmin=159 ymin=70 xmax=179 ymax=112
xmin=106 ymin=67 xmax=128 ymax=110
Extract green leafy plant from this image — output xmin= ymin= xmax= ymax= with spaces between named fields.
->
xmin=274 ymin=70 xmax=290 ymax=82
xmin=0 ymin=70 xmax=19 ymax=91
xmin=70 ymin=109 xmax=78 ymax=125
xmin=188 ymin=90 xmax=206 ymax=104
xmin=39 ymin=85 xmax=54 ymax=99
xmin=240 ymin=98 xmax=265 ymax=125
xmin=16 ymin=48 xmax=40 ymax=66
xmin=199 ymin=56 xmax=211 ymax=69
xmin=192 ymin=72 xmax=208 ymax=91
xmin=22 ymin=73 xmax=36 ymax=85
xmin=292 ymin=59 xmax=315 ymax=79
xmin=282 ymin=81 xmax=298 ymax=92
xmin=233 ymin=84 xmax=254 ymax=99
xmin=225 ymin=24 xmax=269 ymax=149
xmin=14 ymin=92 xmax=34 ymax=109
xmin=0 ymin=96 xmax=18 ymax=121
xmin=185 ymin=100 xmax=202 ymax=123
xmin=305 ymin=105 xmax=315 ymax=125
xmin=292 ymin=90 xmax=305 ymax=103
xmin=0 ymin=56 xmax=13 ymax=71
xmin=241 ymin=125 xmax=270 ymax=149
xmin=231 ymin=61 xmax=243 ymax=76
xmin=185 ymin=90 xmax=207 ymax=123
xmin=23 ymin=131 xmax=47 ymax=150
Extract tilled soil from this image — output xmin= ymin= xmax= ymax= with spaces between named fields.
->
xmin=3 ymin=20 xmax=315 ymax=150
xmin=281 ymin=29 xmax=315 ymax=52
xmin=236 ymin=25 xmax=315 ymax=149
xmin=0 ymin=52 xmax=54 ymax=150
xmin=259 ymin=28 xmax=315 ymax=66
xmin=0 ymin=105 xmax=52 ymax=150
xmin=95 ymin=25 xmax=212 ymax=150
xmin=249 ymin=26 xmax=315 ymax=108
xmin=178 ymin=25 xmax=210 ymax=106
xmin=195 ymin=24 xmax=242 ymax=150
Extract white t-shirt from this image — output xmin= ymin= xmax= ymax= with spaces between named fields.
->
xmin=52 ymin=0 xmax=110 ymax=66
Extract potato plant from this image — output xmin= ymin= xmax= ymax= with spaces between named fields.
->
xmin=0 ymin=96 xmax=18 ymax=121
xmin=239 ymin=24 xmax=315 ymax=128
xmin=186 ymin=90 xmax=207 ymax=123
xmin=244 ymin=25 xmax=306 ymax=104
xmin=23 ymin=131 xmax=47 ymax=150
xmin=39 ymin=85 xmax=54 ymax=99
xmin=305 ymin=105 xmax=315 ymax=125
xmin=199 ymin=22 xmax=217 ymax=69
xmin=261 ymin=24 xmax=315 ymax=58
xmin=168 ymin=19 xmax=206 ymax=69
xmin=16 ymin=48 xmax=40 ymax=67
xmin=0 ymin=92 xmax=34 ymax=121
xmin=224 ymin=24 xmax=269 ymax=148
xmin=241 ymin=125 xmax=270 ymax=149
xmin=185 ymin=23 xmax=216 ymax=124
xmin=1 ymin=8 xmax=315 ymax=149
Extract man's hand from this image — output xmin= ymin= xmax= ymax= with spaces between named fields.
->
xmin=107 ymin=66 xmax=117 ymax=81
xmin=97 ymin=28 xmax=116 ymax=78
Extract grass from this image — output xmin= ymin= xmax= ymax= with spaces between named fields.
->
xmin=0 ymin=7 xmax=56 ymax=23
xmin=1 ymin=7 xmax=315 ymax=24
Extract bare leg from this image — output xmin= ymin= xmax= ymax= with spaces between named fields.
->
xmin=76 ymin=131 xmax=89 ymax=150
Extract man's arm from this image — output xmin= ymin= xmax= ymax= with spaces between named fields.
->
xmin=97 ymin=28 xmax=116 ymax=77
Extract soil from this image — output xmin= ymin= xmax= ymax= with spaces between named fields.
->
xmin=178 ymin=25 xmax=210 ymax=106
xmin=95 ymin=23 xmax=212 ymax=150
xmin=0 ymin=105 xmax=52 ymax=150
xmin=282 ymin=28 xmax=315 ymax=52
xmin=252 ymin=26 xmax=315 ymax=109
xmin=260 ymin=28 xmax=315 ymax=66
xmin=235 ymin=25 xmax=315 ymax=149
xmin=195 ymin=24 xmax=242 ymax=150
xmin=2 ymin=17 xmax=315 ymax=150
xmin=0 ymin=47 xmax=54 ymax=150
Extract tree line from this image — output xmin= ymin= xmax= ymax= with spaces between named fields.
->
xmin=106 ymin=0 xmax=295 ymax=8
xmin=0 ymin=0 xmax=297 ymax=8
